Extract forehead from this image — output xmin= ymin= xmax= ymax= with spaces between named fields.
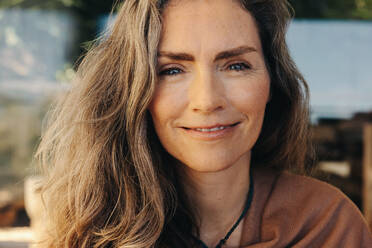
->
xmin=159 ymin=0 xmax=262 ymax=54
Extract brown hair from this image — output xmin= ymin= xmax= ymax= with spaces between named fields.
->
xmin=241 ymin=0 xmax=313 ymax=173
xmin=36 ymin=0 xmax=312 ymax=247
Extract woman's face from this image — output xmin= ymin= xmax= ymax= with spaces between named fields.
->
xmin=148 ymin=0 xmax=270 ymax=172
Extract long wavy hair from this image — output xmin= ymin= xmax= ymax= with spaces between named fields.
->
xmin=36 ymin=0 xmax=312 ymax=247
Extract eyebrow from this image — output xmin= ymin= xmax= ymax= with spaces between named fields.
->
xmin=157 ymin=45 xmax=258 ymax=62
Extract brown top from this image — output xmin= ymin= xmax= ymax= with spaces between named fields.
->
xmin=240 ymin=169 xmax=372 ymax=247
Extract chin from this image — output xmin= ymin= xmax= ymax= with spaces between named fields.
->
xmin=178 ymin=154 xmax=247 ymax=173
xmin=185 ymin=162 xmax=232 ymax=173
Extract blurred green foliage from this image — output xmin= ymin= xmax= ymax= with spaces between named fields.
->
xmin=289 ymin=0 xmax=372 ymax=19
xmin=0 ymin=0 xmax=115 ymax=14
xmin=0 ymin=0 xmax=118 ymax=23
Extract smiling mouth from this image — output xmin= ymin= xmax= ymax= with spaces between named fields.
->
xmin=182 ymin=122 xmax=240 ymax=132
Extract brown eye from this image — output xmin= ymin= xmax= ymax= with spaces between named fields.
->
xmin=228 ymin=63 xmax=250 ymax=71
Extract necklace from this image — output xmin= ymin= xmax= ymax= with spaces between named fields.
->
xmin=194 ymin=173 xmax=254 ymax=248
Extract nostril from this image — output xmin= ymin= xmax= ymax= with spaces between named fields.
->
xmin=188 ymin=79 xmax=227 ymax=113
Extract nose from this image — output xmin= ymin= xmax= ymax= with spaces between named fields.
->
xmin=188 ymin=67 xmax=226 ymax=114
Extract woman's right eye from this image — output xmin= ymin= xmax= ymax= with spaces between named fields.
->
xmin=159 ymin=67 xmax=183 ymax=76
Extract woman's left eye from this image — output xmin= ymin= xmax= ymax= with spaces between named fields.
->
xmin=228 ymin=63 xmax=250 ymax=71
xmin=158 ymin=67 xmax=183 ymax=76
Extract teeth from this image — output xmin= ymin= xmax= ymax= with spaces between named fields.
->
xmin=195 ymin=126 xmax=227 ymax=132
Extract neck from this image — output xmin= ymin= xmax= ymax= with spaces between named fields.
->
xmin=179 ymin=153 xmax=251 ymax=247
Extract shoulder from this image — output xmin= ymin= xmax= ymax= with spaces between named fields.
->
xmin=248 ymin=169 xmax=372 ymax=247
xmin=272 ymin=171 xmax=348 ymax=208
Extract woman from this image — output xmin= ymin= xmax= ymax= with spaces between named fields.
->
xmin=36 ymin=0 xmax=372 ymax=247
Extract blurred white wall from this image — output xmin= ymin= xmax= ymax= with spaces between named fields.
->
xmin=287 ymin=20 xmax=372 ymax=121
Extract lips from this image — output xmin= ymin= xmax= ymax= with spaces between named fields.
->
xmin=179 ymin=122 xmax=240 ymax=141
xmin=182 ymin=122 xmax=240 ymax=132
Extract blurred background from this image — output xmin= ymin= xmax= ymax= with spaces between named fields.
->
xmin=0 ymin=0 xmax=371 ymax=247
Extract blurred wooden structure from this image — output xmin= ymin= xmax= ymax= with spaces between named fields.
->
xmin=363 ymin=124 xmax=372 ymax=229
xmin=312 ymin=112 xmax=372 ymax=230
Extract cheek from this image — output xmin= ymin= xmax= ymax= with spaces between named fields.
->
xmin=148 ymin=84 xmax=186 ymax=132
xmin=229 ymin=78 xmax=270 ymax=116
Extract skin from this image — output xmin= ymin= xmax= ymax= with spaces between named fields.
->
xmin=148 ymin=0 xmax=270 ymax=246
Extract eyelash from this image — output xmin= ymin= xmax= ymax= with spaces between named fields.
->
xmin=158 ymin=62 xmax=251 ymax=76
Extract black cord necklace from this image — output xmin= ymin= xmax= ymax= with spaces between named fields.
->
xmin=194 ymin=173 xmax=254 ymax=248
